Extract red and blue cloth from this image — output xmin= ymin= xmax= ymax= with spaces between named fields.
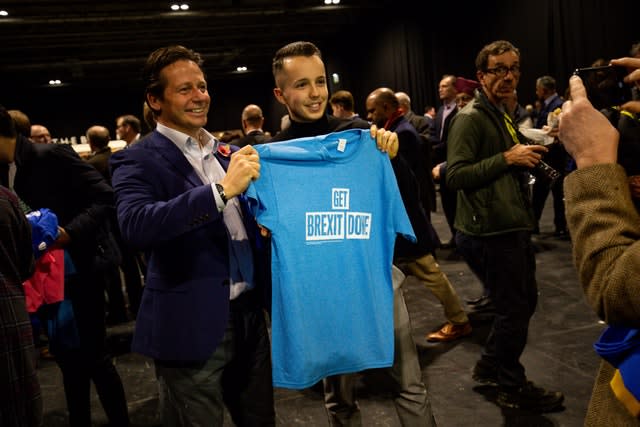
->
xmin=594 ymin=326 xmax=640 ymax=418
xmin=23 ymin=208 xmax=64 ymax=312
xmin=25 ymin=208 xmax=58 ymax=259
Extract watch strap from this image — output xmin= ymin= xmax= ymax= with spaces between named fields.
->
xmin=215 ymin=183 xmax=227 ymax=204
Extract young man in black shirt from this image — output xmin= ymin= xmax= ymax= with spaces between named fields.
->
xmin=270 ymin=40 xmax=435 ymax=427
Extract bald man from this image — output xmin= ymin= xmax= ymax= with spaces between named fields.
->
xmin=232 ymin=104 xmax=267 ymax=147
xmin=85 ymin=126 xmax=112 ymax=182
xmin=30 ymin=124 xmax=52 ymax=144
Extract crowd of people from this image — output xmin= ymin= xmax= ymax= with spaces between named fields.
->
xmin=1 ymin=38 xmax=640 ymax=427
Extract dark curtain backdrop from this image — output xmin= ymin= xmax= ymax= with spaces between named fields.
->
xmin=336 ymin=0 xmax=639 ymax=119
xmin=5 ymin=0 xmax=639 ymax=138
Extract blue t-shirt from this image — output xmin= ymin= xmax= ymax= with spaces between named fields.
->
xmin=246 ymin=129 xmax=415 ymax=389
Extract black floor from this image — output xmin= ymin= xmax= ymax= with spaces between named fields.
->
xmin=37 ymin=194 xmax=603 ymax=426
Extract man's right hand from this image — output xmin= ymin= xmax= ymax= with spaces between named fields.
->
xmin=219 ymin=145 xmax=261 ymax=198
xmin=611 ymin=56 xmax=640 ymax=114
xmin=432 ymin=163 xmax=443 ymax=180
xmin=503 ymin=143 xmax=548 ymax=168
xmin=558 ymin=76 xmax=619 ymax=169
xmin=611 ymin=57 xmax=640 ymax=84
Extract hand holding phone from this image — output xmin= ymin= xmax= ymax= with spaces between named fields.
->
xmin=573 ymin=65 xmax=632 ymax=110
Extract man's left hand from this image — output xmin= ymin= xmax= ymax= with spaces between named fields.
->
xmin=370 ymin=125 xmax=398 ymax=159
xmin=53 ymin=226 xmax=71 ymax=248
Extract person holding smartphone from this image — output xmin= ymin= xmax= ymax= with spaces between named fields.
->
xmin=576 ymin=60 xmax=640 ymax=212
xmin=560 ymin=56 xmax=640 ymax=427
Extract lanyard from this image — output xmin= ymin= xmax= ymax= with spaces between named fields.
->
xmin=502 ymin=112 xmax=521 ymax=145
xmin=620 ymin=109 xmax=640 ymax=122
xmin=610 ymin=106 xmax=639 ymax=123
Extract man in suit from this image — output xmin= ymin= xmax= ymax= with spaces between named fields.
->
xmin=29 ymin=124 xmax=52 ymax=144
xmin=110 ymin=45 xmax=275 ymax=427
xmin=396 ymin=91 xmax=432 ymax=139
xmin=329 ymin=90 xmax=360 ymax=120
xmin=0 ymin=107 xmax=129 ymax=427
xmin=113 ymin=114 xmax=148 ymax=318
xmin=85 ymin=125 xmax=112 ymax=184
xmin=431 ymin=75 xmax=458 ymax=165
xmin=424 ymin=104 xmax=436 ymax=124
xmin=532 ymin=75 xmax=568 ymax=237
xmin=396 ymin=91 xmax=436 ymax=213
xmin=366 ymin=88 xmax=471 ymax=343
xmin=115 ymin=114 xmax=142 ymax=147
xmin=85 ymin=125 xmax=134 ymax=325
xmin=232 ymin=104 xmax=268 ymax=147
xmin=430 ymin=75 xmax=459 ymax=247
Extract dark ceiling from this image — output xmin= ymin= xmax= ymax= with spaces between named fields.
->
xmin=0 ymin=0 xmax=390 ymax=91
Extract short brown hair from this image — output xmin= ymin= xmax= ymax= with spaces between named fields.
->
xmin=475 ymin=40 xmax=520 ymax=72
xmin=272 ymin=41 xmax=322 ymax=86
xmin=143 ymin=45 xmax=204 ymax=111
xmin=330 ymin=90 xmax=355 ymax=112
xmin=8 ymin=110 xmax=31 ymax=137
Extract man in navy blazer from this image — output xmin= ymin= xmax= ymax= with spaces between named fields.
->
xmin=430 ymin=75 xmax=460 ymax=247
xmin=110 ymin=45 xmax=274 ymax=426
xmin=532 ymin=75 xmax=569 ymax=236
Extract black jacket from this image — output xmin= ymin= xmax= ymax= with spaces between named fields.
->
xmin=11 ymin=135 xmax=114 ymax=272
xmin=232 ymin=130 xmax=268 ymax=147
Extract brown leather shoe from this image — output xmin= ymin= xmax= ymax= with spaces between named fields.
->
xmin=426 ymin=322 xmax=472 ymax=342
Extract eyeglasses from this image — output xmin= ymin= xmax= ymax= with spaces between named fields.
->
xmin=485 ymin=65 xmax=520 ymax=78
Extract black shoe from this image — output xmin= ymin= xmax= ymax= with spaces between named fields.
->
xmin=472 ymin=360 xmax=498 ymax=387
xmin=445 ymin=250 xmax=463 ymax=261
xmin=440 ymin=238 xmax=456 ymax=249
xmin=106 ymin=313 xmax=129 ymax=326
xmin=468 ymin=296 xmax=495 ymax=313
xmin=497 ymin=381 xmax=564 ymax=412
xmin=467 ymin=295 xmax=489 ymax=305
xmin=553 ymin=228 xmax=570 ymax=240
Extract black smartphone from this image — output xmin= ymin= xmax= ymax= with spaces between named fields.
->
xmin=573 ymin=65 xmax=632 ymax=110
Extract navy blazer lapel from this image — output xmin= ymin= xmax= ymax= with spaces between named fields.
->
xmin=214 ymin=150 xmax=232 ymax=171
xmin=150 ymin=131 xmax=203 ymax=187
xmin=216 ymin=141 xmax=244 ymax=173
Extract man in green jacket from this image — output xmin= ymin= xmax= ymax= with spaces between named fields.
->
xmin=446 ymin=40 xmax=564 ymax=413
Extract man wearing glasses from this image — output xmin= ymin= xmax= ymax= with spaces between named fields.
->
xmin=115 ymin=114 xmax=142 ymax=147
xmin=446 ymin=40 xmax=564 ymax=413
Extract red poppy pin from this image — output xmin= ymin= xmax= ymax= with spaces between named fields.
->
xmin=217 ymin=143 xmax=231 ymax=157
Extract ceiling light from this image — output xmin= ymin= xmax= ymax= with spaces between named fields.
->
xmin=170 ymin=3 xmax=189 ymax=11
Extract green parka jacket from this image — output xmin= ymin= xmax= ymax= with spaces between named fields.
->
xmin=445 ymin=90 xmax=536 ymax=236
